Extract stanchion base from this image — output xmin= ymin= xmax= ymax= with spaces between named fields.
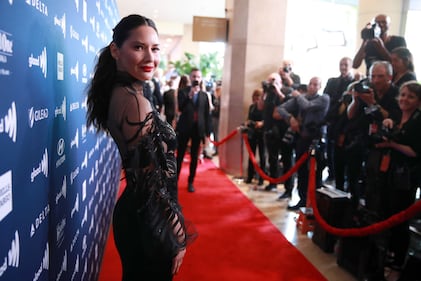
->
xmin=296 ymin=207 xmax=315 ymax=235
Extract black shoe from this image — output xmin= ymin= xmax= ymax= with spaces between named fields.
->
xmin=264 ymin=184 xmax=277 ymax=191
xmin=258 ymin=179 xmax=264 ymax=186
xmin=203 ymin=152 xmax=213 ymax=159
xmin=277 ymin=191 xmax=291 ymax=200
xmin=245 ymin=177 xmax=253 ymax=184
xmin=287 ymin=200 xmax=306 ymax=211
xmin=188 ymin=183 xmax=195 ymax=192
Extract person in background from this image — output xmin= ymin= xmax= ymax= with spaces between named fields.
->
xmin=390 ymin=47 xmax=417 ymax=88
xmin=211 ymin=81 xmax=221 ymax=156
xmin=368 ymin=81 xmax=421 ymax=281
xmin=274 ymin=77 xmax=330 ymax=210
xmin=86 ymin=14 xmax=195 ymax=280
xmin=176 ymin=68 xmax=211 ymax=192
xmin=163 ymin=79 xmax=177 ymax=127
xmin=279 ymin=60 xmax=301 ymax=90
xmin=323 ymin=57 xmax=355 ymax=184
xmin=353 ymin=14 xmax=406 ymax=75
xmin=245 ymin=88 xmax=265 ymax=186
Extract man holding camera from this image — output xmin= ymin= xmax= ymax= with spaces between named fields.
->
xmin=176 ymin=68 xmax=211 ymax=192
xmin=279 ymin=60 xmax=301 ymax=90
xmin=274 ymin=77 xmax=330 ymax=210
xmin=346 ymin=61 xmax=401 ymax=208
xmin=353 ymin=14 xmax=406 ymax=75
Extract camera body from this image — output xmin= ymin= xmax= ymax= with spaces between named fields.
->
xmin=370 ymin=124 xmax=398 ymax=143
xmin=192 ymin=80 xmax=200 ymax=87
xmin=354 ymin=78 xmax=372 ymax=94
xmin=261 ymin=80 xmax=276 ymax=93
xmin=361 ymin=23 xmax=381 ymax=40
xmin=283 ymin=66 xmax=291 ymax=73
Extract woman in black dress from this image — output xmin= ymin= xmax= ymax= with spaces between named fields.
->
xmin=86 ymin=15 xmax=195 ymax=281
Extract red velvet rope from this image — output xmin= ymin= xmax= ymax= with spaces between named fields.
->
xmin=209 ymin=129 xmax=238 ymax=146
xmin=242 ymin=133 xmax=309 ymax=184
xmin=307 ymin=150 xmax=421 ymax=237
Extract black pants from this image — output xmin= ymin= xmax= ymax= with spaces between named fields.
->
xmin=176 ymin=125 xmax=202 ymax=184
xmin=247 ymin=132 xmax=266 ymax=182
xmin=113 ymin=189 xmax=173 ymax=281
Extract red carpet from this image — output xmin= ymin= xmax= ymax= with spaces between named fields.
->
xmin=99 ymin=159 xmax=327 ymax=281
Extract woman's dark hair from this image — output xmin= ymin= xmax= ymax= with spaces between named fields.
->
xmin=86 ymin=14 xmax=158 ymax=132
xmin=391 ymin=47 xmax=414 ymax=72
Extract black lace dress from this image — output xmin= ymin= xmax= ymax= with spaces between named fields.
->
xmin=108 ymin=76 xmax=195 ymax=281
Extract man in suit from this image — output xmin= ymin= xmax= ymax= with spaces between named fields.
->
xmin=176 ymin=68 xmax=211 ymax=192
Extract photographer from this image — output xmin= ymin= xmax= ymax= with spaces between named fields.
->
xmin=353 ymin=14 xmax=406 ymax=75
xmin=262 ymin=72 xmax=293 ymax=195
xmin=367 ymin=81 xmax=421 ymax=280
xmin=244 ymin=89 xmax=265 ymax=185
xmin=346 ymin=61 xmax=401 ymax=208
xmin=278 ymin=60 xmax=301 ymax=90
xmin=274 ymin=77 xmax=329 ymax=210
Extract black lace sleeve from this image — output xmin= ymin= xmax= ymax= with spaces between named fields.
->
xmin=123 ymin=111 xmax=196 ymax=256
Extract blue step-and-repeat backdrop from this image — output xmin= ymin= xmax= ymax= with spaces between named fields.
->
xmin=0 ymin=1 xmax=122 ymax=280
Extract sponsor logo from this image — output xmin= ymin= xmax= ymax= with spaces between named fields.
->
xmin=70 ymin=166 xmax=79 ymax=185
xmin=89 ymin=16 xmax=96 ymax=33
xmin=57 ymin=52 xmax=64 ymax=80
xmin=81 ymin=63 xmax=88 ymax=84
xmin=28 ymin=47 xmax=47 ymax=78
xmin=56 ymin=138 xmax=65 ymax=168
xmin=81 ymin=235 xmax=87 ymax=257
xmin=0 ymin=102 xmax=17 ymax=143
xmin=30 ymin=204 xmax=50 ymax=237
xmin=70 ymin=229 xmax=79 ymax=253
xmin=81 ymin=206 xmax=87 ymax=228
xmin=28 ymin=107 xmax=48 ymax=128
xmin=81 ymin=152 xmax=88 ymax=170
xmin=81 ymin=35 xmax=88 ymax=53
xmin=81 ymin=125 xmax=87 ymax=143
xmin=56 ymin=218 xmax=65 ymax=247
xmin=69 ymin=102 xmax=79 ymax=112
xmin=9 ymin=0 xmax=13 ymax=5
xmin=88 ymin=216 xmax=94 ymax=234
xmin=31 ymin=148 xmax=48 ymax=183
xmin=53 ymin=14 xmax=66 ymax=39
xmin=55 ymin=97 xmax=66 ymax=121
xmin=25 ymin=0 xmax=48 ymax=16
xmin=0 ymin=29 xmax=13 ymax=58
xmin=0 ymin=171 xmax=12 ymax=221
xmin=32 ymin=243 xmax=48 ymax=281
xmin=0 ymin=231 xmax=20 ymax=277
xmin=55 ymin=176 xmax=66 ymax=204
xmin=71 ymin=255 xmax=79 ymax=281
xmin=82 ymin=180 xmax=86 ymax=201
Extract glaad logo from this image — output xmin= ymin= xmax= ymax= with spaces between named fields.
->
xmin=56 ymin=218 xmax=66 ymax=247
xmin=55 ymin=97 xmax=66 ymax=121
xmin=81 ymin=206 xmax=88 ymax=228
xmin=0 ymin=231 xmax=20 ymax=277
xmin=9 ymin=0 xmax=13 ymax=5
xmin=0 ymin=102 xmax=17 ymax=143
xmin=70 ymin=128 xmax=79 ymax=149
xmin=55 ymin=176 xmax=66 ymax=204
xmin=28 ymin=47 xmax=47 ymax=78
xmin=33 ymin=243 xmax=48 ymax=281
xmin=0 ymin=170 xmax=13 ymax=222
xmin=28 ymin=107 xmax=48 ymax=128
xmin=31 ymin=148 xmax=48 ymax=183
xmin=81 ymin=35 xmax=88 ymax=53
xmin=81 ymin=151 xmax=88 ymax=170
xmin=56 ymin=250 xmax=67 ymax=281
xmin=54 ymin=14 xmax=66 ymax=39
xmin=74 ymin=0 xmax=79 ymax=12
xmin=81 ymin=63 xmax=88 ymax=84
xmin=71 ymin=255 xmax=79 ymax=281
xmin=70 ymin=61 xmax=79 ymax=81
xmin=71 ymin=193 xmax=79 ymax=218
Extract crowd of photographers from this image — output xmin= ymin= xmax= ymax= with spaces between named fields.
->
xmin=243 ymin=13 xmax=420 ymax=280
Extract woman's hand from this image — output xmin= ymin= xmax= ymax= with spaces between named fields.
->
xmin=172 ymin=248 xmax=186 ymax=275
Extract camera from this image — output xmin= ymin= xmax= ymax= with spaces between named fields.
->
xmin=354 ymin=78 xmax=371 ymax=94
xmin=261 ymin=80 xmax=275 ymax=92
xmin=370 ymin=124 xmax=398 ymax=143
xmin=192 ymin=80 xmax=200 ymax=87
xmin=361 ymin=23 xmax=381 ymax=40
xmin=283 ymin=66 xmax=291 ymax=73
xmin=282 ymin=127 xmax=296 ymax=145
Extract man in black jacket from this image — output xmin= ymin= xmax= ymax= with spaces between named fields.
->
xmin=176 ymin=68 xmax=211 ymax=192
